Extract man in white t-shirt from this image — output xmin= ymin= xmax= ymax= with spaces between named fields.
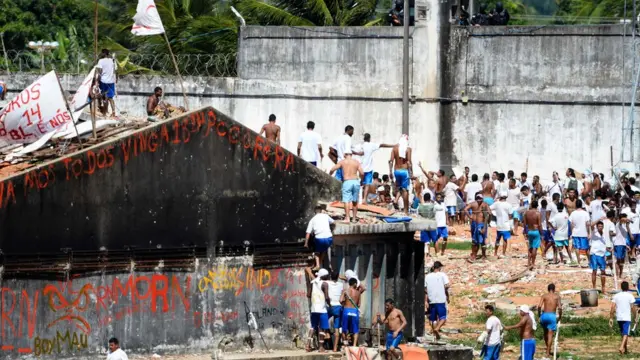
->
xmin=329 ymin=125 xmax=361 ymax=181
xmin=615 ymin=213 xmax=631 ymax=277
xmin=96 ymin=49 xmax=117 ymax=117
xmin=424 ymin=261 xmax=450 ymax=340
xmin=506 ymin=178 xmax=522 ymax=235
xmin=622 ymin=201 xmax=640 ymax=256
xmin=569 ymin=200 xmax=591 ymax=266
xmin=590 ymin=192 xmax=606 ymax=223
xmin=610 ymin=281 xmax=637 ymax=355
xmin=107 ymin=337 xmax=128 ymax=360
xmin=589 ymin=221 xmax=608 ymax=293
xmin=298 ymin=121 xmax=323 ymax=167
xmin=464 ymin=174 xmax=483 ymax=204
xmin=443 ymin=176 xmax=460 ymax=226
xmin=482 ymin=304 xmax=503 ymax=360
xmin=544 ymin=171 xmax=564 ymax=200
xmin=490 ymin=192 xmax=513 ymax=257
xmin=360 ymin=133 xmax=395 ymax=204
xmin=433 ymin=193 xmax=450 ymax=255
xmin=549 ymin=202 xmax=573 ymax=264
xmin=305 ymin=205 xmax=335 ymax=270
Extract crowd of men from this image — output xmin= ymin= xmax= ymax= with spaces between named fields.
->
xmin=457 ymin=2 xmax=510 ymax=26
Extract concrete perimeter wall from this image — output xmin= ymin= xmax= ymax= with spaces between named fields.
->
xmin=0 ymin=236 xmax=423 ymax=359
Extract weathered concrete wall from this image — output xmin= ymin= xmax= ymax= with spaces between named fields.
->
xmin=0 ymin=107 xmax=340 ymax=253
xmin=442 ymin=25 xmax=635 ymax=178
xmin=0 ymin=235 xmax=424 ymax=359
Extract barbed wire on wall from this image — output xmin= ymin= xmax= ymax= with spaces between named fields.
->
xmin=0 ymin=50 xmax=237 ymax=77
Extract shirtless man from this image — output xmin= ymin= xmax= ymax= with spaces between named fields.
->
xmin=505 ymin=305 xmax=537 ymax=360
xmin=340 ymin=278 xmax=362 ymax=346
xmin=389 ymin=135 xmax=412 ymax=214
xmin=481 ymin=173 xmax=495 ymax=206
xmin=564 ymin=189 xmax=578 ymax=215
xmin=330 ymin=152 xmax=364 ymax=223
xmin=464 ymin=194 xmax=491 ymax=261
xmin=373 ymin=299 xmax=407 ymax=360
xmin=532 ymin=175 xmax=543 ymax=199
xmin=421 ymin=163 xmax=448 ymax=195
xmin=523 ymin=200 xmax=542 ymax=269
xmin=147 ymin=87 xmax=162 ymax=116
xmin=259 ymin=114 xmax=281 ymax=144
xmin=538 ymin=283 xmax=562 ymax=357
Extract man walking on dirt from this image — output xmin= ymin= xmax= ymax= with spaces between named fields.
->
xmin=537 ymin=283 xmax=562 ymax=358
xmin=505 ymin=305 xmax=537 ymax=360
xmin=425 ymin=261 xmax=450 ymax=340
xmin=464 ymin=194 xmax=491 ymax=261
xmin=389 ymin=135 xmax=412 ymax=214
xmin=260 ymin=114 xmax=281 ymax=144
xmin=523 ymin=200 xmax=542 ymax=269
xmin=373 ymin=299 xmax=407 ymax=360
xmin=330 ymin=151 xmax=364 ymax=223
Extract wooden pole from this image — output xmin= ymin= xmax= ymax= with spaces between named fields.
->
xmin=94 ymin=0 xmax=99 ymax=63
xmin=0 ymin=33 xmax=10 ymax=75
xmin=162 ymin=32 xmax=190 ymax=111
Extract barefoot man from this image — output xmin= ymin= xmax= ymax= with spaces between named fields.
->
xmin=330 ymin=152 xmax=364 ymax=223
xmin=340 ymin=278 xmax=362 ymax=347
xmin=425 ymin=261 xmax=450 ymax=339
xmin=464 ymin=194 xmax=491 ymax=261
xmin=538 ymin=283 xmax=562 ymax=358
xmin=373 ymin=299 xmax=407 ymax=360
xmin=259 ymin=114 xmax=281 ymax=144
xmin=389 ymin=135 xmax=412 ymax=215
xmin=610 ymin=281 xmax=637 ymax=355
xmin=523 ymin=200 xmax=542 ymax=269
xmin=505 ymin=305 xmax=537 ymax=360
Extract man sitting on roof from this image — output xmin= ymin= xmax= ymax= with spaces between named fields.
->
xmin=146 ymin=86 xmax=186 ymax=122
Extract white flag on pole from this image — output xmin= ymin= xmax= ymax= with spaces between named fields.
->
xmin=131 ymin=0 xmax=165 ymax=36
xmin=0 ymin=71 xmax=73 ymax=147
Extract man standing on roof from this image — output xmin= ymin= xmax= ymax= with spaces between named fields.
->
xmin=361 ymin=133 xmax=395 ymax=203
xmin=330 ymin=126 xmax=362 ymax=181
xmin=260 ymin=114 xmax=281 ymax=144
xmin=298 ymin=121 xmax=323 ymax=166
xmin=330 ymin=151 xmax=365 ymax=223
xmin=96 ymin=49 xmax=117 ymax=118
xmin=305 ymin=205 xmax=335 ymax=271
xmin=389 ymin=135 xmax=412 ymax=214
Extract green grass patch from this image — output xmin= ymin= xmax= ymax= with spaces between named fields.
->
xmin=444 ymin=241 xmax=472 ymax=251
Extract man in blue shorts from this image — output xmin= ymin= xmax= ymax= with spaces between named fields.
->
xmin=425 ymin=261 xmax=450 ymax=339
xmin=418 ymin=193 xmax=440 ymax=255
xmin=330 ymin=151 xmax=364 ymax=224
xmin=340 ymin=278 xmax=361 ymax=346
xmin=0 ymin=79 xmax=6 ymax=100
xmin=305 ymin=205 xmax=336 ymax=270
xmin=373 ymin=299 xmax=407 ymax=360
xmin=464 ymin=195 xmax=491 ymax=261
xmin=590 ymin=221 xmax=608 ymax=293
xmin=538 ymin=283 xmax=562 ymax=357
xmin=326 ymin=270 xmax=343 ymax=352
xmin=505 ymin=305 xmax=536 ymax=360
xmin=96 ymin=49 xmax=117 ymax=117
xmin=569 ymin=199 xmax=591 ymax=266
xmin=523 ymin=200 xmax=542 ymax=269
xmin=490 ymin=192 xmax=513 ymax=257
xmin=610 ymin=281 xmax=637 ymax=355
xmin=389 ymin=135 xmax=412 ymax=215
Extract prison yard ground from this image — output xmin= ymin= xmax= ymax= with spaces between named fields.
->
xmin=433 ymin=223 xmax=640 ymax=360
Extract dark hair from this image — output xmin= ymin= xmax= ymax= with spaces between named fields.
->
xmin=567 ymin=168 xmax=575 ymax=177
xmin=556 ymin=202 xmax=564 ymax=211
xmin=109 ymin=337 xmax=119 ymax=345
xmin=364 ymin=133 xmax=371 ymax=141
xmin=345 ymin=125 xmax=354 ymax=132
xmin=314 ymin=204 xmax=324 ymax=211
xmin=509 ymin=178 xmax=516 ymax=184
xmin=620 ymin=213 xmax=628 ymax=219
xmin=607 ymin=210 xmax=615 ymax=218
xmin=465 ymin=166 xmax=470 ymax=170
xmin=521 ymin=186 xmax=529 ymax=192
xmin=472 ymin=174 xmax=478 ymax=182
xmin=596 ymin=220 xmax=604 ymax=226
xmin=548 ymin=283 xmax=555 ymax=291
xmin=493 ymin=171 xmax=498 ymax=176
xmin=101 ymin=48 xmax=110 ymax=56
xmin=508 ymin=170 xmax=514 ymax=177
xmin=541 ymin=199 xmax=547 ymax=208
xmin=498 ymin=173 xmax=505 ymax=181
xmin=385 ymin=298 xmax=395 ymax=305
xmin=373 ymin=172 xmax=379 ymax=179
xmin=483 ymin=173 xmax=490 ymax=180
xmin=382 ymin=174 xmax=389 ymax=181
xmin=521 ymin=172 xmax=527 ymax=177
xmin=622 ymin=281 xmax=629 ymax=291
xmin=307 ymin=121 xmax=315 ymax=130
xmin=423 ymin=193 xmax=431 ymax=201
xmin=552 ymin=193 xmax=560 ymax=201
xmin=269 ymin=114 xmax=276 ymax=122
xmin=531 ymin=200 xmax=538 ymax=209
xmin=439 ymin=169 xmax=446 ymax=176
xmin=576 ymin=199 xmax=583 ymax=208
xmin=348 ymin=278 xmax=357 ymax=286
xmin=485 ymin=304 xmax=495 ymax=312
xmin=332 ymin=270 xmax=340 ymax=281
xmin=154 ymin=86 xmax=162 ymax=92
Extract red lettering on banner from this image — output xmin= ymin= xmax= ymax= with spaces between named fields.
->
xmin=172 ymin=120 xmax=181 ymax=144
xmin=160 ymin=124 xmax=170 ymax=144
xmin=148 ymin=132 xmax=159 ymax=152
xmin=0 ymin=181 xmax=16 ymax=208
xmin=216 ymin=121 xmax=227 ymax=137
xmin=30 ymin=83 xmax=41 ymax=101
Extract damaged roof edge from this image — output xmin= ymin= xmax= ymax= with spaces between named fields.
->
xmin=333 ymin=218 xmax=435 ymax=235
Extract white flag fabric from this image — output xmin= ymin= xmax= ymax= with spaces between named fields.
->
xmin=131 ymin=0 xmax=165 ymax=36
xmin=69 ymin=66 xmax=97 ymax=122
xmin=0 ymin=71 xmax=73 ymax=147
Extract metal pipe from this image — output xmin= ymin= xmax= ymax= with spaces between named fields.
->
xmin=402 ymin=0 xmax=410 ymax=135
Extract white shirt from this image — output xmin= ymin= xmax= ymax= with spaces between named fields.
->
xmin=361 ymin=142 xmax=381 ymax=173
xmin=622 ymin=208 xmax=640 ymax=234
xmin=299 ymin=130 xmax=322 ymax=163
xmin=506 ymin=188 xmax=520 ymax=208
xmin=568 ymin=210 xmax=590 ymax=237
xmin=631 ymin=185 xmax=640 ymax=193
xmin=518 ymin=179 xmax=533 ymax=190
xmin=547 ymin=202 xmax=559 ymax=220
xmin=485 ymin=316 xmax=502 ymax=346
xmin=434 ymin=203 xmax=447 ymax=228
xmin=518 ymin=193 xmax=532 ymax=209
xmin=614 ymin=222 xmax=630 ymax=247
xmin=331 ymin=134 xmax=353 ymax=162
xmin=603 ymin=219 xmax=617 ymax=248
xmin=444 ymin=182 xmax=460 ymax=207
xmin=590 ymin=199 xmax=606 ymax=223
xmin=491 ymin=201 xmax=513 ymax=231
xmin=545 ymin=181 xmax=563 ymax=199
xmin=464 ymin=182 xmax=482 ymax=204
xmin=327 ymin=281 xmax=343 ymax=306
xmin=590 ymin=230 xmax=607 ymax=257
xmin=97 ymin=58 xmax=116 ymax=84
xmin=495 ymin=181 xmax=509 ymax=198
xmin=612 ymin=292 xmax=636 ymax=322
xmin=306 ymin=213 xmax=334 ymax=239
xmin=310 ymin=278 xmax=328 ymax=313
xmin=107 ymin=349 xmax=129 ymax=360
xmin=424 ymin=272 xmax=449 ymax=304
xmin=550 ymin=212 xmax=569 ymax=240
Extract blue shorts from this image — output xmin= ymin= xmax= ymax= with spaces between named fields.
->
xmin=311 ymin=312 xmax=329 ymax=330
xmin=482 ymin=344 xmax=501 ymax=360
xmin=483 ymin=197 xmax=494 ymax=206
xmin=328 ymin=305 xmax=342 ymax=329
xmin=315 ymin=237 xmax=333 ymax=253
xmin=567 ymin=220 xmax=572 ymax=238
xmin=540 ymin=312 xmax=557 ymax=331
xmin=386 ymin=331 xmax=403 ymax=350
xmin=447 ymin=206 xmax=457 ymax=216
xmin=428 ymin=303 xmax=447 ymax=322
xmin=521 ymin=339 xmax=536 ymax=360
xmin=437 ymin=226 xmax=448 ymax=239
xmin=555 ymin=240 xmax=569 ymax=247
xmin=614 ymin=245 xmax=627 ymax=260
xmin=543 ymin=230 xmax=554 ymax=242
xmin=634 ymin=234 xmax=640 ymax=247
xmin=341 ymin=307 xmax=359 ymax=334
xmin=342 ymin=179 xmax=360 ymax=203
xmin=394 ymin=169 xmax=410 ymax=190
xmin=527 ymin=230 xmax=541 ymax=249
xmin=310 ymin=161 xmax=317 ymax=166
xmin=589 ymin=254 xmax=606 ymax=271
xmin=335 ymin=168 xmax=344 ymax=181
xmin=572 ymin=236 xmax=589 ymax=250
xmin=0 ymin=84 xmax=4 ymax=94
xmin=363 ymin=171 xmax=374 ymax=185
xmin=619 ymin=321 xmax=631 ymax=336
xmin=513 ymin=211 xmax=522 ymax=221
xmin=99 ymin=82 xmax=116 ymax=99
xmin=496 ymin=230 xmax=511 ymax=244
xmin=420 ymin=230 xmax=438 ymax=243
xmin=471 ymin=221 xmax=486 ymax=246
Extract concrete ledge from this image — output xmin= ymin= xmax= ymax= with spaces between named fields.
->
xmin=333 ymin=218 xmax=435 ymax=235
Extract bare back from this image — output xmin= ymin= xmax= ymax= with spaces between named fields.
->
xmin=524 ymin=210 xmax=541 ymax=231
xmin=385 ymin=309 xmax=405 ymax=332
xmin=340 ymin=158 xmax=363 ymax=181
xmin=147 ymin=95 xmax=159 ymax=115
xmin=482 ymin=180 xmax=494 ymax=197
xmin=391 ymin=146 xmax=411 ymax=170
xmin=541 ymin=293 xmax=560 ymax=313
xmin=344 ymin=287 xmax=361 ymax=309
xmin=436 ymin=177 xmax=447 ymax=193
xmin=261 ymin=123 xmax=280 ymax=142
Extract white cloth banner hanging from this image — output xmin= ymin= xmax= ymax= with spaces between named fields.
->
xmin=69 ymin=66 xmax=97 ymax=122
xmin=131 ymin=0 xmax=165 ymax=36
xmin=0 ymin=71 xmax=72 ymax=147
